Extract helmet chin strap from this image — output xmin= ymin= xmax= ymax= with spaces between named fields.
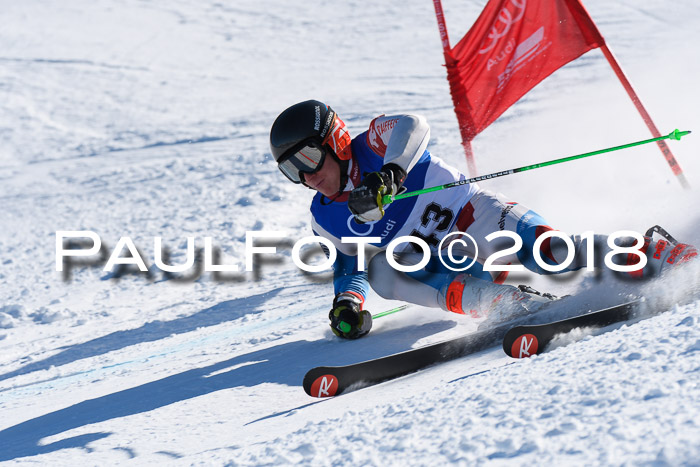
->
xmin=337 ymin=158 xmax=350 ymax=193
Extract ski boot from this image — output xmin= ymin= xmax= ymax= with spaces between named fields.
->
xmin=476 ymin=284 xmax=558 ymax=330
xmin=629 ymin=225 xmax=698 ymax=279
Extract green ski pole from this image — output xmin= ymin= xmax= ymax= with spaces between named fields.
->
xmin=372 ymin=304 xmax=410 ymax=319
xmin=382 ymin=129 xmax=691 ymax=205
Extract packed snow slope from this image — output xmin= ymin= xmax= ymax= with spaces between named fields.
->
xmin=1 ymin=0 xmax=700 ymax=464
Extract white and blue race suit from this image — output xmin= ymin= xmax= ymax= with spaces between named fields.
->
xmin=311 ymin=114 xmax=493 ymax=308
xmin=309 ymin=115 xmax=693 ymax=312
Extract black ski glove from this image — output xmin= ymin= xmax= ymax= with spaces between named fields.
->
xmin=348 ymin=163 xmax=407 ymax=224
xmin=329 ymin=293 xmax=373 ymax=339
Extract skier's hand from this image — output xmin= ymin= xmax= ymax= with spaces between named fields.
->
xmin=329 ymin=293 xmax=372 ymax=339
xmin=348 ymin=163 xmax=406 ymax=224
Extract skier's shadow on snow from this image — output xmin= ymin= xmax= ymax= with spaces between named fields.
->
xmin=0 ymin=320 xmax=455 ymax=461
xmin=0 ymin=289 xmax=284 ymax=384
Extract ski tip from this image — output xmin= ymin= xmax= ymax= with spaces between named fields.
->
xmin=509 ymin=333 xmax=539 ymax=359
xmin=303 ymin=372 xmax=340 ymax=398
xmin=502 ymin=329 xmax=540 ymax=359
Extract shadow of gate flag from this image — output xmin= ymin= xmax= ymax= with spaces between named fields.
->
xmin=435 ymin=0 xmax=688 ymax=187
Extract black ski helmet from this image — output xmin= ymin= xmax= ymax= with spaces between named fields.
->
xmin=269 ymin=100 xmax=337 ymax=163
xmin=269 ymin=100 xmax=353 ymax=191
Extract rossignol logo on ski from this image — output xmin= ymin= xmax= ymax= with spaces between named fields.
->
xmin=310 ymin=374 xmax=339 ymax=397
xmin=511 ymin=333 xmax=538 ymax=358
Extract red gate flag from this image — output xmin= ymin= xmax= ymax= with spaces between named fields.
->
xmin=446 ymin=0 xmax=604 ymax=140
xmin=436 ymin=0 xmax=688 ymax=187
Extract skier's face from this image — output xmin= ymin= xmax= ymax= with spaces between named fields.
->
xmin=303 ymin=153 xmax=341 ymax=197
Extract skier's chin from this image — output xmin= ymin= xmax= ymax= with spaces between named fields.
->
xmin=316 ymin=180 xmax=337 ymax=197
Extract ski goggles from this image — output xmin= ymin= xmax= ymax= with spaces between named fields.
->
xmin=277 ymin=139 xmax=328 ymax=184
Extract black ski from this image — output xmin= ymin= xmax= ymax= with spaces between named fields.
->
xmin=303 ymin=300 xmax=643 ymax=398
xmin=303 ymin=320 xmax=519 ymax=398
xmin=502 ymin=300 xmax=640 ymax=358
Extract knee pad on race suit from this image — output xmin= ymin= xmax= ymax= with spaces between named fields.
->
xmin=439 ymin=274 xmax=527 ymax=318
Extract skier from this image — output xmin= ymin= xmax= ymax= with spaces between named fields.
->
xmin=269 ymin=100 xmax=697 ymax=339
